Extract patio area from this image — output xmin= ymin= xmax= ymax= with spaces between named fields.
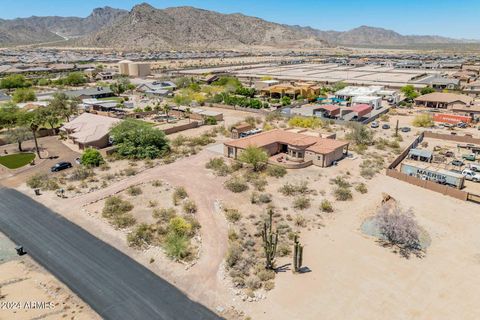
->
xmin=268 ymin=153 xmax=313 ymax=169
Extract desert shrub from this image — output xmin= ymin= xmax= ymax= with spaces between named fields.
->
xmin=359 ymin=158 xmax=384 ymax=179
xmin=277 ymin=243 xmax=291 ymax=257
xmin=225 ymin=177 xmax=248 ymax=193
xmin=168 ymin=216 xmax=192 ymax=237
xmin=80 ymin=148 xmax=104 ymax=167
xmin=151 ymin=180 xmax=163 ymax=187
xmin=226 ymin=242 xmax=243 ymax=268
xmin=182 ymin=200 xmax=197 ymax=214
xmin=294 ymin=214 xmax=307 ymax=227
xmin=26 ymin=173 xmax=45 ymax=189
xmin=99 ymin=163 xmax=110 ymax=171
xmin=206 ymin=157 xmax=231 ymax=176
xmin=127 ymin=186 xmax=142 ymax=196
xmin=293 ymin=196 xmax=311 ymax=210
xmin=264 ymin=281 xmax=275 ymax=291
xmin=172 ymin=186 xmax=188 ymax=205
xmin=251 ymin=192 xmax=272 ymax=204
xmin=250 ymin=175 xmax=267 ymax=191
xmin=148 ymin=200 xmax=158 ymax=207
xmin=330 ymin=176 xmax=351 ymax=188
xmin=102 ymin=196 xmax=133 ymax=218
xmin=152 ymin=207 xmax=177 ymax=222
xmin=246 ymin=276 xmax=262 ymax=290
xmin=376 ymin=206 xmax=422 ymax=257
xmin=122 ymin=167 xmax=137 ymax=176
xmin=334 ymin=187 xmax=353 ymax=201
xmin=69 ymin=166 xmax=93 ymax=181
xmin=355 ymin=183 xmax=368 ymax=194
xmin=256 ymin=269 xmax=275 ymax=281
xmin=225 ymin=208 xmax=242 ymax=222
xmin=412 ymin=114 xmax=434 ymax=127
xmin=127 ymin=223 xmax=154 ymax=248
xmin=345 ymin=122 xmax=374 ymax=146
xmin=164 ymin=232 xmax=191 ymax=260
xmin=266 ymin=165 xmax=287 ymax=178
xmin=111 ymin=213 xmax=136 ymax=229
xmin=320 ymin=199 xmax=334 ymax=212
xmin=279 ymin=181 xmax=309 ymax=196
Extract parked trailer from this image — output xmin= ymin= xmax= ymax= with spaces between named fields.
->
xmin=400 ymin=160 xmax=465 ymax=189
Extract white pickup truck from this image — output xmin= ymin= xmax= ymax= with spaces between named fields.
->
xmin=462 ymin=169 xmax=480 ymax=182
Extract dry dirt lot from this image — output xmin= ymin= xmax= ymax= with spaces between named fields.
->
xmin=0 ymin=256 xmax=99 ymax=320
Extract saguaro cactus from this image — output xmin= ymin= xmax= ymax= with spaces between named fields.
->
xmin=293 ymin=235 xmax=303 ymax=273
xmin=262 ymin=208 xmax=278 ymax=270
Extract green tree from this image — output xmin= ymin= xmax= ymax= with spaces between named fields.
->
xmin=420 ymin=86 xmax=436 ymax=95
xmin=80 ymin=148 xmax=105 ymax=167
xmin=0 ymin=75 xmax=30 ymax=90
xmin=401 ymin=85 xmax=419 ymax=101
xmin=346 ymin=123 xmax=374 ymax=146
xmin=110 ymin=77 xmax=132 ymax=95
xmin=12 ymin=88 xmax=36 ymax=103
xmin=110 ymin=119 xmax=169 ymax=159
xmin=0 ymin=103 xmax=20 ymax=130
xmin=238 ymin=146 xmax=268 ymax=172
xmin=62 ymin=72 xmax=87 ymax=86
xmin=332 ymin=81 xmax=347 ymax=92
xmin=412 ymin=114 xmax=434 ymax=127
xmin=6 ymin=127 xmax=33 ymax=151
xmin=17 ymin=110 xmax=42 ymax=158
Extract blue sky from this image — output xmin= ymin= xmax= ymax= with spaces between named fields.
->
xmin=1 ymin=0 xmax=479 ymax=39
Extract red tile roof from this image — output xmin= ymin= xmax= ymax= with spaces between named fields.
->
xmin=224 ymin=129 xmax=348 ymax=154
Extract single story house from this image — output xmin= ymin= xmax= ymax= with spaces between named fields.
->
xmin=64 ymin=87 xmax=114 ymax=100
xmin=224 ymin=129 xmax=349 ymax=168
xmin=340 ymin=104 xmax=372 ymax=121
xmin=334 ymin=86 xmax=383 ymax=100
xmin=255 ymin=79 xmax=280 ymax=90
xmin=463 ymin=80 xmax=480 ymax=95
xmin=61 ymin=113 xmax=121 ymax=149
xmin=413 ymin=75 xmax=460 ymax=90
xmin=414 ymin=92 xmax=473 ymax=109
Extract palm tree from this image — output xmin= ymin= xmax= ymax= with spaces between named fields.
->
xmin=185 ymin=107 xmax=192 ymax=123
xmin=162 ymin=105 xmax=171 ymax=123
xmin=18 ymin=110 xmax=42 ymax=158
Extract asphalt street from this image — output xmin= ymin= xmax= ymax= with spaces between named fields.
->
xmin=0 ymin=188 xmax=221 ymax=320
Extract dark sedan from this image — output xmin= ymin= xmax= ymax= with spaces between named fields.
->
xmin=51 ymin=161 xmax=72 ymax=172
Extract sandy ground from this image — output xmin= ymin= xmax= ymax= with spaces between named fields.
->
xmin=6 ymin=113 xmax=480 ymax=319
xmin=0 ymin=255 xmax=99 ymax=320
xmin=241 ymin=172 xmax=480 ymax=320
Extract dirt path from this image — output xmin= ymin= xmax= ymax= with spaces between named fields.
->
xmin=40 ymin=149 xmax=231 ymax=309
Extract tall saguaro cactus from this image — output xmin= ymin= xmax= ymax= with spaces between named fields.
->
xmin=293 ymin=235 xmax=303 ymax=273
xmin=262 ymin=208 xmax=278 ymax=270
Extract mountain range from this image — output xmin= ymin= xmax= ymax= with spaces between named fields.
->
xmin=0 ymin=3 xmax=473 ymax=49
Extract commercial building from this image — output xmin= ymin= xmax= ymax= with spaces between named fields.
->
xmin=118 ymin=60 xmax=151 ymax=77
xmin=61 ymin=113 xmax=121 ymax=149
xmin=224 ymin=129 xmax=349 ymax=168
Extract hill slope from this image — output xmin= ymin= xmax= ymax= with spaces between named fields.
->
xmin=76 ymin=4 xmax=329 ymax=49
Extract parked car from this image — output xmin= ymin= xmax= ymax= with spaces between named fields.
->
xmin=51 ymin=161 xmax=72 ymax=172
xmin=469 ymin=163 xmax=480 ymax=172
xmin=451 ymin=159 xmax=465 ymax=167
xmin=401 ymin=127 xmax=411 ymax=132
xmin=444 ymin=151 xmax=455 ymax=157
xmin=461 ymin=169 xmax=480 ymax=182
xmin=457 ymin=122 xmax=468 ymax=128
xmin=370 ymin=121 xmax=379 ymax=128
xmin=462 ymin=153 xmax=477 ymax=161
xmin=382 ymin=124 xmax=390 ymax=129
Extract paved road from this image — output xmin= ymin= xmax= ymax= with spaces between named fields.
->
xmin=0 ymin=188 xmax=221 ymax=320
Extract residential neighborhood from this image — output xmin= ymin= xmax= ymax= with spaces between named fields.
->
xmin=1 ymin=1 xmax=480 ymax=320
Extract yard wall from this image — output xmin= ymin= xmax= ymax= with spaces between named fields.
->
xmin=423 ymin=131 xmax=480 ymax=144
xmin=386 ymin=169 xmax=469 ymax=201
xmin=161 ymin=121 xmax=199 ymax=135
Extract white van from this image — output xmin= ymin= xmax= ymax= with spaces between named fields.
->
xmin=462 ymin=169 xmax=480 ymax=182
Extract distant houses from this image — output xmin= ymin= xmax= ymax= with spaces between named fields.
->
xmin=63 ymin=87 xmax=114 ymax=100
